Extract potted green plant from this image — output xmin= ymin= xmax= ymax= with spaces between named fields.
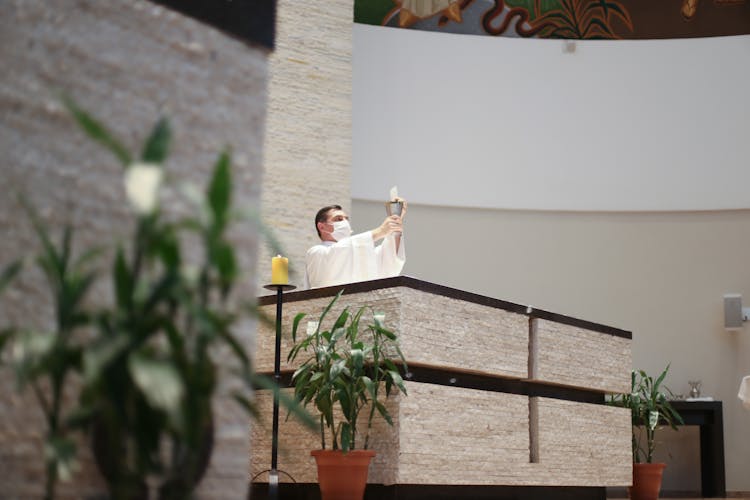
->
xmin=288 ymin=291 xmax=408 ymax=500
xmin=609 ymin=365 xmax=684 ymax=500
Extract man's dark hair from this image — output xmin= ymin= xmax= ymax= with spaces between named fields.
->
xmin=315 ymin=205 xmax=342 ymax=238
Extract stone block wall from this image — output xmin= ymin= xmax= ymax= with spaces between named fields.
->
xmin=0 ymin=1 xmax=270 ymax=497
xmin=532 ymin=318 xmax=632 ymax=393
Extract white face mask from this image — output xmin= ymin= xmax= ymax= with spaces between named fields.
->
xmin=330 ymin=220 xmax=352 ymax=241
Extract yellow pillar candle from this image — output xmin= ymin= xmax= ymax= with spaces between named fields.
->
xmin=271 ymin=255 xmax=289 ymax=285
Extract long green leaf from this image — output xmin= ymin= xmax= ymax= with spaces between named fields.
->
xmin=250 ymin=374 xmax=317 ymax=430
xmin=20 ymin=197 xmax=60 ymax=278
xmin=208 ymin=150 xmax=231 ymax=228
xmin=213 ymin=241 xmax=237 ymax=291
xmin=113 ymin=248 xmax=133 ymax=310
xmin=0 ymin=328 xmax=16 ymax=359
xmin=44 ymin=435 xmax=78 ymax=482
xmin=233 ymin=392 xmax=261 ymax=420
xmin=331 ymin=309 xmax=350 ymax=335
xmin=215 ymin=327 xmax=250 ymax=367
xmin=62 ymin=95 xmax=131 ymax=166
xmin=140 ymin=118 xmax=171 ymax=163
xmin=340 ymin=422 xmax=352 ymax=452
xmin=291 ymin=312 xmax=307 ymax=343
xmin=0 ymin=260 xmax=22 ymax=294
xmin=128 ymin=352 xmax=185 ymax=415
xmin=375 ymin=401 xmax=393 ymax=426
xmin=318 ymin=290 xmax=344 ymax=326
xmin=83 ymin=334 xmax=130 ymax=383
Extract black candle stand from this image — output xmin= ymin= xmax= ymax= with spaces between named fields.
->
xmin=262 ymin=283 xmax=296 ymax=500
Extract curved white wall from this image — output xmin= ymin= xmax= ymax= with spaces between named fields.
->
xmin=353 ymin=25 xmax=750 ymax=211
xmin=353 ymin=23 xmax=750 ymax=493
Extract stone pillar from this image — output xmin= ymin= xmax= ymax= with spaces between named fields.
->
xmin=259 ymin=0 xmax=354 ymax=288
xmin=0 ymin=1 xmax=270 ymax=498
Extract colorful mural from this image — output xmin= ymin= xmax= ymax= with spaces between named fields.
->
xmin=354 ymin=0 xmax=750 ymax=39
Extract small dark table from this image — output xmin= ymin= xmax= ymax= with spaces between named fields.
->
xmin=669 ymin=401 xmax=726 ymax=498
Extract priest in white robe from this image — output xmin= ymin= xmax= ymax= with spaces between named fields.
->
xmin=304 ymin=201 xmax=406 ymax=289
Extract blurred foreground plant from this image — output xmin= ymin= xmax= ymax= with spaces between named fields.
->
xmin=0 ymin=98 xmax=312 ymax=500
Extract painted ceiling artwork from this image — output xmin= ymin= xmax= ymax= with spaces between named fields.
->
xmin=354 ymin=0 xmax=750 ymax=39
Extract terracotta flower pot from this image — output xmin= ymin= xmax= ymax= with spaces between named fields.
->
xmin=311 ymin=449 xmax=376 ymax=500
xmin=629 ymin=462 xmax=667 ymax=500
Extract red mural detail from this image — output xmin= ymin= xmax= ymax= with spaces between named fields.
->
xmin=481 ymin=0 xmax=553 ymax=36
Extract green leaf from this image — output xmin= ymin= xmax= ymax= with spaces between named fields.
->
xmin=318 ymin=290 xmax=344 ymax=326
xmin=0 ymin=260 xmax=22 ymax=294
xmin=61 ymin=95 xmax=131 ymax=166
xmin=648 ymin=410 xmax=659 ymax=430
xmin=361 ymin=376 xmax=375 ymax=399
xmin=340 ymin=422 xmax=352 ymax=452
xmin=332 ymin=308 xmax=350 ymax=334
xmin=208 ymin=150 xmax=232 ymax=227
xmin=0 ymin=328 xmax=16 ymax=359
xmin=233 ymin=392 xmax=261 ymax=420
xmin=337 ymin=387 xmax=352 ymax=419
xmin=15 ymin=330 xmax=56 ymax=362
xmin=60 ymin=272 xmax=97 ymax=330
xmin=375 ymin=401 xmax=393 ymax=426
xmin=44 ymin=435 xmax=78 ymax=482
xmin=215 ymin=327 xmax=250 ymax=368
xmin=62 ymin=405 xmax=96 ymax=430
xmin=388 ymin=370 xmax=406 ymax=393
xmin=128 ymin=352 xmax=185 ymax=415
xmin=73 ymin=246 xmax=105 ymax=272
xmin=291 ymin=312 xmax=307 ymax=343
xmin=113 ymin=248 xmax=133 ymax=310
xmin=20 ymin=197 xmax=60 ymax=277
xmin=330 ymin=359 xmax=345 ymax=380
xmin=140 ymin=118 xmax=171 ymax=163
xmin=83 ymin=334 xmax=129 ymax=383
xmin=351 ymin=349 xmax=364 ymax=374
xmin=143 ymin=271 xmax=178 ymax=314
xmin=213 ymin=241 xmax=237 ymax=289
xmin=60 ymin=225 xmax=72 ymax=274
xmin=157 ymin=230 xmax=181 ymax=270
xmin=373 ymin=324 xmax=396 ymax=341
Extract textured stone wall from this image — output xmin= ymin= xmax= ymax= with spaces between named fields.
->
xmin=535 ymin=397 xmax=632 ymax=486
xmin=395 ymin=384 xmax=530 ymax=485
xmin=533 ymin=319 xmax=632 ymax=393
xmin=0 ymin=1 xmax=269 ymax=497
xmin=399 ymin=287 xmax=528 ymax=378
xmin=258 ymin=0 xmax=354 ymax=288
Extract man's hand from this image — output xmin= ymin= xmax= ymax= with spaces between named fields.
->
xmin=372 ymin=215 xmax=403 ymax=241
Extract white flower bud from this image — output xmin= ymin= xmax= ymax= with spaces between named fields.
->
xmin=124 ymin=163 xmax=163 ymax=215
